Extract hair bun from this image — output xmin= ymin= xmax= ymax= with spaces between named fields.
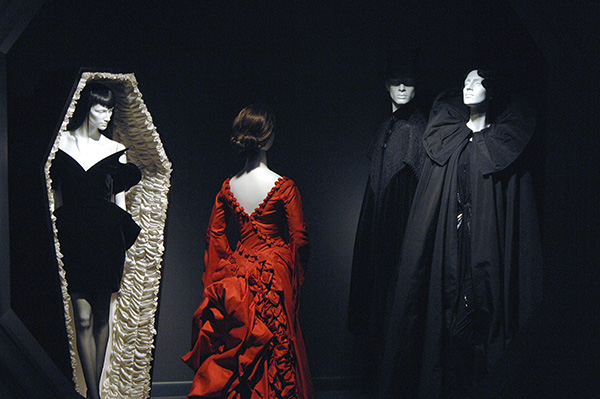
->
xmin=230 ymin=104 xmax=275 ymax=157
xmin=231 ymin=133 xmax=260 ymax=154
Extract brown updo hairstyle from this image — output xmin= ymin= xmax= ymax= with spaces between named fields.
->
xmin=230 ymin=104 xmax=275 ymax=157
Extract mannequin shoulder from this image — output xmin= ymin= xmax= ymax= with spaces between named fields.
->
xmin=261 ymin=168 xmax=282 ymax=181
xmin=102 ymin=136 xmax=126 ymax=152
xmin=57 ymin=131 xmax=75 ymax=151
xmin=100 ymin=136 xmax=127 ymax=162
xmin=231 ymin=167 xmax=282 ymax=192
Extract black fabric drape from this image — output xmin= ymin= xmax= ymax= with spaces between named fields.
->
xmin=378 ymin=90 xmax=543 ymax=398
xmin=348 ymin=104 xmax=426 ymax=389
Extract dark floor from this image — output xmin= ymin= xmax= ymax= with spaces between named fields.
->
xmin=151 ymin=276 xmax=600 ymax=399
xmin=151 ymin=393 xmax=367 ymax=399
xmin=150 ymin=381 xmax=369 ymax=399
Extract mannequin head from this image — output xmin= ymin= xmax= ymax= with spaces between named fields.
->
xmin=230 ymin=104 xmax=276 ymax=157
xmin=68 ymin=82 xmax=116 ymax=132
xmin=463 ymin=69 xmax=498 ymax=106
xmin=463 ymin=70 xmax=487 ymax=106
xmin=382 ymin=47 xmax=419 ymax=111
xmin=88 ymin=104 xmax=113 ymax=132
xmin=386 ymin=78 xmax=416 ymax=110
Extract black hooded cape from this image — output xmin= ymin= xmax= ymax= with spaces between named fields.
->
xmin=348 ymin=102 xmax=426 ymax=388
xmin=378 ymin=90 xmax=543 ymax=398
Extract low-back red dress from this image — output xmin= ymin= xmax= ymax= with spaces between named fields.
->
xmin=183 ymin=177 xmax=313 ymax=399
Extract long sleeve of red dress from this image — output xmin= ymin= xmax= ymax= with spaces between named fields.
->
xmin=202 ymin=190 xmax=233 ymax=288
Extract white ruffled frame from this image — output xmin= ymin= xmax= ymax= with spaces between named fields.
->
xmin=44 ymin=72 xmax=172 ymax=399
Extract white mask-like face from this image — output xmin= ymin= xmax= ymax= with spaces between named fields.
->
xmin=463 ymin=70 xmax=487 ymax=106
xmin=389 ymin=83 xmax=416 ymax=107
xmin=88 ymin=104 xmax=114 ymax=131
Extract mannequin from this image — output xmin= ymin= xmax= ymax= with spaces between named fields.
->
xmin=348 ymin=48 xmax=426 ymax=390
xmin=51 ymin=82 xmax=141 ymax=399
xmin=378 ymin=69 xmax=543 ymax=398
xmin=183 ymin=104 xmax=313 ymax=399
xmin=463 ymin=69 xmax=490 ymax=132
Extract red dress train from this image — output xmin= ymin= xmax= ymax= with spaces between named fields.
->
xmin=183 ymin=177 xmax=313 ymax=399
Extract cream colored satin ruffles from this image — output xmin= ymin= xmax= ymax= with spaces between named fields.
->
xmin=44 ymin=72 xmax=172 ymax=399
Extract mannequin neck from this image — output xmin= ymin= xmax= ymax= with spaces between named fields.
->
xmin=466 ymin=104 xmax=489 ymax=132
xmin=243 ymin=149 xmax=268 ymax=172
xmin=73 ymin=118 xmax=102 ymax=141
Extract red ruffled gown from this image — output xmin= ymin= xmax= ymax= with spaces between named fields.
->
xmin=183 ymin=177 xmax=313 ymax=399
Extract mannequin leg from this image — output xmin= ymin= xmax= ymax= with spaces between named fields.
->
xmin=92 ymin=291 xmax=112 ymax=385
xmin=72 ymin=295 xmax=100 ymax=399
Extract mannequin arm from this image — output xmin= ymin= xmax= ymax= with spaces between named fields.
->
xmin=115 ymin=150 xmax=128 ymax=210
xmin=115 ymin=191 xmax=126 ymax=210
xmin=51 ymin=188 xmax=63 ymax=212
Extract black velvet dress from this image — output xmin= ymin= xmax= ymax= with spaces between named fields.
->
xmin=348 ymin=102 xmax=426 ymax=388
xmin=51 ymin=149 xmax=141 ymax=297
xmin=378 ymin=90 xmax=543 ymax=398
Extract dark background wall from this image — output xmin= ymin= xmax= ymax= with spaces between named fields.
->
xmin=5 ymin=0 xmax=599 ymax=395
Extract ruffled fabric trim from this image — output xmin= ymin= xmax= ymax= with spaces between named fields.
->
xmin=250 ymin=259 xmax=298 ymax=399
xmin=224 ymin=176 xmax=285 ymax=218
xmin=45 ymin=72 xmax=172 ymax=399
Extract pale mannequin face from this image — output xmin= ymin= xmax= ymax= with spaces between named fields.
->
xmin=463 ymin=70 xmax=487 ymax=106
xmin=88 ymin=104 xmax=114 ymax=131
xmin=388 ymin=83 xmax=416 ymax=108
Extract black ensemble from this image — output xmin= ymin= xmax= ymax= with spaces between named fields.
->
xmin=378 ymin=90 xmax=543 ymax=398
xmin=348 ymin=102 xmax=426 ymax=387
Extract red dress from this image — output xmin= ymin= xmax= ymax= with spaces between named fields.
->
xmin=183 ymin=177 xmax=313 ymax=399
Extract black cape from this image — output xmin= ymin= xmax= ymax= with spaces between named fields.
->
xmin=378 ymin=90 xmax=543 ymax=398
xmin=348 ymin=102 xmax=426 ymax=386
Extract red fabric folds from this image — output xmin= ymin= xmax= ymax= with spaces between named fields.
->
xmin=183 ymin=177 xmax=313 ymax=399
xmin=182 ymin=275 xmax=273 ymax=398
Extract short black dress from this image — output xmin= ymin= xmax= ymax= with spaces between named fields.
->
xmin=51 ymin=148 xmax=141 ymax=297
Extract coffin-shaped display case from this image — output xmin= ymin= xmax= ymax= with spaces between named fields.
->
xmin=44 ymin=72 xmax=172 ymax=399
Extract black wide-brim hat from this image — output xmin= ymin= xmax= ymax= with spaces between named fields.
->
xmin=382 ymin=47 xmax=420 ymax=81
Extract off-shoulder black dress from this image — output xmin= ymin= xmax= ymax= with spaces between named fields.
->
xmin=51 ymin=149 xmax=141 ymax=297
